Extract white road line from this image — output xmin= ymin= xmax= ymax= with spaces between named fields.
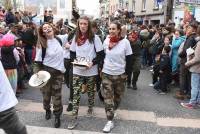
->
xmin=0 ymin=125 xmax=114 ymax=134
xmin=15 ymin=99 xmax=200 ymax=129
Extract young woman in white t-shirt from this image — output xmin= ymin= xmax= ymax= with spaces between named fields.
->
xmin=101 ymin=21 xmax=133 ymax=133
xmin=34 ymin=23 xmax=68 ymax=128
xmin=68 ymin=16 xmax=104 ymax=129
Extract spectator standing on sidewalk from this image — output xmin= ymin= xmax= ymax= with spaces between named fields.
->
xmin=176 ymin=22 xmax=198 ymax=100
xmin=0 ymin=34 xmax=20 ymax=94
xmin=181 ymin=25 xmax=200 ymax=109
xmin=127 ymin=30 xmax=141 ymax=90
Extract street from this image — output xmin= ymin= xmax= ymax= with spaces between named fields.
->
xmin=1 ymin=69 xmax=200 ymax=134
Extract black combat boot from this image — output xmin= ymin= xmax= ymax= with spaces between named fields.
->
xmin=45 ymin=110 xmax=51 ymax=120
xmin=54 ymin=116 xmax=61 ymax=128
xmin=67 ymin=102 xmax=73 ymax=112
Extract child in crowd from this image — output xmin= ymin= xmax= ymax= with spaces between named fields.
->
xmin=157 ymin=45 xmax=172 ymax=94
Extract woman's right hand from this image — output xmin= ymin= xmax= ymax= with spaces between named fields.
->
xmin=64 ymin=43 xmax=70 ymax=49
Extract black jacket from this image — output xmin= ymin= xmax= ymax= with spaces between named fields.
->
xmin=1 ymin=46 xmax=17 ymax=69
xmin=159 ymin=54 xmax=171 ymax=74
xmin=5 ymin=11 xmax=15 ymax=24
xmin=179 ymin=33 xmax=196 ymax=64
xmin=129 ymin=40 xmax=141 ymax=56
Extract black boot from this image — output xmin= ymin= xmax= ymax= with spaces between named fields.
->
xmin=132 ymin=83 xmax=137 ymax=90
xmin=54 ymin=116 xmax=61 ymax=128
xmin=45 ymin=110 xmax=51 ymax=120
xmin=67 ymin=102 xmax=73 ymax=112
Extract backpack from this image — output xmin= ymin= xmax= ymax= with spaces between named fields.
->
xmin=41 ymin=36 xmax=62 ymax=62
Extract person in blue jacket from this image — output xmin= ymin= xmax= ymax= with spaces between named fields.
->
xmin=171 ymin=30 xmax=185 ymax=85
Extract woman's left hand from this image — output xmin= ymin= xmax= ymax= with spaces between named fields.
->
xmin=87 ymin=62 xmax=93 ymax=69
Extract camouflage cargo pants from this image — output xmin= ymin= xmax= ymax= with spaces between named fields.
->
xmin=41 ymin=66 xmax=63 ymax=116
xmin=72 ymin=75 xmax=96 ymax=117
xmin=102 ymin=73 xmax=127 ymax=120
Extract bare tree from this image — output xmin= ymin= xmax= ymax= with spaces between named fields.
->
xmin=3 ymin=0 xmax=12 ymax=10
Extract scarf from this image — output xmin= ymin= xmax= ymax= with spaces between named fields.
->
xmin=77 ymin=33 xmax=88 ymax=46
xmin=109 ymin=35 xmax=121 ymax=50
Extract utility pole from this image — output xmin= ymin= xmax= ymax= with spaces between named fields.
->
xmin=164 ymin=0 xmax=174 ymax=24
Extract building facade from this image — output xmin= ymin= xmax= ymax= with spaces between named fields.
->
xmin=99 ymin=0 xmax=110 ymax=17
xmin=107 ymin=0 xmax=164 ymax=25
xmin=133 ymin=0 xmax=164 ymax=25
xmin=15 ymin=0 xmax=73 ymax=21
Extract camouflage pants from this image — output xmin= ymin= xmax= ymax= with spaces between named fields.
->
xmin=41 ymin=66 xmax=63 ymax=116
xmin=102 ymin=73 xmax=127 ymax=120
xmin=72 ymin=75 xmax=96 ymax=117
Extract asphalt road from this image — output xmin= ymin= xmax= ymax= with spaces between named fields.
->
xmin=12 ymin=68 xmax=200 ymax=134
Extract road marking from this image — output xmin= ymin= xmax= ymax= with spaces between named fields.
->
xmin=0 ymin=125 xmax=113 ymax=134
xmin=16 ymin=99 xmax=200 ymax=129
xmin=157 ymin=118 xmax=200 ymax=128
xmin=16 ymin=99 xmax=156 ymax=123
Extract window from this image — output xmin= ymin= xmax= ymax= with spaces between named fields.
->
xmin=60 ymin=0 xmax=65 ymax=9
xmin=132 ymin=0 xmax=135 ymax=11
xmin=142 ymin=0 xmax=146 ymax=11
xmin=154 ymin=0 xmax=159 ymax=9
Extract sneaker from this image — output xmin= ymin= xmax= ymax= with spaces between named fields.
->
xmin=68 ymin=118 xmax=78 ymax=130
xmin=149 ymin=69 xmax=153 ymax=72
xmin=149 ymin=84 xmax=154 ymax=87
xmin=67 ymin=102 xmax=73 ymax=112
xmin=87 ymin=108 xmax=94 ymax=117
xmin=103 ymin=121 xmax=114 ymax=133
xmin=180 ymin=103 xmax=195 ymax=109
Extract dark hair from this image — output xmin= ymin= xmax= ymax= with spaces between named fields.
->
xmin=175 ymin=29 xmax=184 ymax=36
xmin=164 ymin=45 xmax=171 ymax=54
xmin=197 ymin=25 xmax=200 ymax=36
xmin=75 ymin=16 xmax=94 ymax=44
xmin=189 ymin=21 xmax=198 ymax=31
xmin=91 ymin=21 xmax=98 ymax=29
xmin=110 ymin=20 xmax=122 ymax=36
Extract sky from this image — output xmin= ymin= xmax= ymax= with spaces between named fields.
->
xmin=76 ymin=0 xmax=100 ymax=17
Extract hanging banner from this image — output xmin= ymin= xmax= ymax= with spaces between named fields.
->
xmin=183 ymin=4 xmax=192 ymax=23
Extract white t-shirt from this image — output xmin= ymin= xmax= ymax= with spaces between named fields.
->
xmin=102 ymin=37 xmax=133 ymax=75
xmin=35 ymin=34 xmax=68 ymax=73
xmin=70 ymin=35 xmax=103 ymax=76
xmin=0 ymin=61 xmax=18 ymax=112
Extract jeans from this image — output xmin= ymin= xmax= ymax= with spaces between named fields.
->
xmin=189 ymin=73 xmax=200 ymax=105
xmin=141 ymin=48 xmax=148 ymax=66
